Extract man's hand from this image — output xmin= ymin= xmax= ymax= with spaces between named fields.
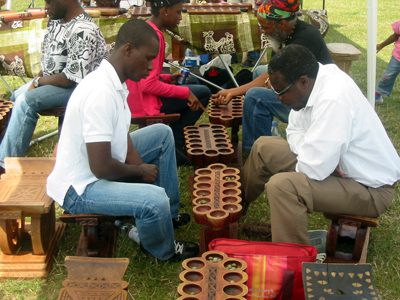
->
xmin=28 ymin=81 xmax=36 ymax=91
xmin=376 ymin=43 xmax=383 ymax=53
xmin=170 ymin=71 xmax=183 ymax=84
xmin=331 ymin=165 xmax=345 ymax=178
xmin=212 ymin=89 xmax=234 ymax=106
xmin=138 ymin=163 xmax=159 ymax=183
xmin=187 ymin=90 xmax=206 ymax=111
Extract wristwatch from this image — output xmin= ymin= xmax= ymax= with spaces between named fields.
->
xmin=33 ymin=76 xmax=41 ymax=88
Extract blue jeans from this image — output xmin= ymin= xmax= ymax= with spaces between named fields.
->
xmin=376 ymin=55 xmax=400 ymax=97
xmin=247 ymin=50 xmax=261 ymax=63
xmin=0 ymin=80 xmax=75 ymax=168
xmin=242 ymin=65 xmax=291 ymax=151
xmin=60 ymin=124 xmax=180 ymax=260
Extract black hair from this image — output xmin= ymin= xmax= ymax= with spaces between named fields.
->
xmin=147 ymin=0 xmax=185 ymax=16
xmin=268 ymin=44 xmax=319 ymax=83
xmin=114 ymin=19 xmax=159 ymax=50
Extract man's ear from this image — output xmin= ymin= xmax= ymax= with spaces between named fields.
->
xmin=277 ymin=20 xmax=288 ymax=31
xmin=123 ymin=43 xmax=134 ymax=57
xmin=298 ymin=75 xmax=309 ymax=89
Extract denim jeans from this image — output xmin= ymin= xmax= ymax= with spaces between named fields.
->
xmin=376 ymin=55 xmax=400 ymax=97
xmin=160 ymin=84 xmax=211 ymax=149
xmin=247 ymin=50 xmax=261 ymax=63
xmin=60 ymin=124 xmax=180 ymax=260
xmin=0 ymin=80 xmax=75 ymax=168
xmin=252 ymin=65 xmax=268 ymax=80
xmin=242 ymin=65 xmax=290 ymax=151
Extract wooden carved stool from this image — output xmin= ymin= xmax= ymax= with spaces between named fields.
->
xmin=58 ymin=256 xmax=130 ymax=300
xmin=327 ymin=43 xmax=362 ymax=74
xmin=59 ymin=213 xmax=116 ymax=257
xmin=323 ymin=213 xmax=379 ymax=263
xmin=0 ymin=157 xmax=65 ymax=278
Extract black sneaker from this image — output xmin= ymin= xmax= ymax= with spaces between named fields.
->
xmin=169 ymin=241 xmax=199 ymax=262
xmin=139 ymin=240 xmax=199 ymax=262
xmin=172 ymin=213 xmax=191 ymax=229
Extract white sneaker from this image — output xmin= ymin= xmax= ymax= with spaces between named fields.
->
xmin=375 ymin=96 xmax=384 ymax=105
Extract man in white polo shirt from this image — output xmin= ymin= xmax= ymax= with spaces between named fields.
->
xmin=47 ymin=19 xmax=199 ymax=261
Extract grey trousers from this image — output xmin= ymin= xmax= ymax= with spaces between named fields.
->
xmin=241 ymin=136 xmax=394 ymax=244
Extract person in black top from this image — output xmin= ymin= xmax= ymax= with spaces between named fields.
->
xmin=212 ymin=0 xmax=333 ymax=152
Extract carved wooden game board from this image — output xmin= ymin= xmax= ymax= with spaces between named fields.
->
xmin=191 ymin=163 xmax=242 ymax=254
xmin=184 ymin=124 xmax=234 ymax=167
xmin=178 ymin=250 xmax=248 ymax=300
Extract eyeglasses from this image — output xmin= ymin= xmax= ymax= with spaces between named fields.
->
xmin=268 ymin=76 xmax=305 ymax=96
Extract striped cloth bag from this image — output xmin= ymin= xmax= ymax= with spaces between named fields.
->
xmin=209 ymin=238 xmax=317 ymax=300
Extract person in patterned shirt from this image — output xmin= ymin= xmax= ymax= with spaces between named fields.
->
xmin=0 ymin=0 xmax=108 ymax=174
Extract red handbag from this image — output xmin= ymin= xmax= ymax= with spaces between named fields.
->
xmin=209 ymin=238 xmax=317 ymax=300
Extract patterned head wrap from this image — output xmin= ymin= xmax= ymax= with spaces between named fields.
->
xmin=258 ymin=0 xmax=300 ymax=19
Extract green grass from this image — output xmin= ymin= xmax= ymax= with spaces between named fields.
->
xmin=1 ymin=0 xmax=400 ymax=299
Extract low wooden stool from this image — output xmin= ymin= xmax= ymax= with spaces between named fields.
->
xmin=59 ymin=212 xmax=116 ymax=257
xmin=323 ymin=213 xmax=379 ymax=263
xmin=0 ymin=157 xmax=65 ymax=278
xmin=58 ymin=256 xmax=130 ymax=300
xmin=131 ymin=113 xmax=180 ymax=129
xmin=327 ymin=43 xmax=362 ymax=74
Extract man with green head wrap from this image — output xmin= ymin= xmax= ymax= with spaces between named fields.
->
xmin=212 ymin=0 xmax=333 ymax=154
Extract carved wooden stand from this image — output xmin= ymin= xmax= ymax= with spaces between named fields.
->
xmin=59 ymin=213 xmax=116 ymax=257
xmin=190 ymin=164 xmax=242 ymax=254
xmin=208 ymin=96 xmax=244 ymax=168
xmin=58 ymin=256 xmax=130 ymax=300
xmin=178 ymin=250 xmax=248 ymax=300
xmin=0 ymin=157 xmax=65 ymax=278
xmin=323 ymin=213 xmax=379 ymax=263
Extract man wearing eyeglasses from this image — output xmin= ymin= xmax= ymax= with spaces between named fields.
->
xmin=212 ymin=0 xmax=332 ymax=152
xmin=240 ymin=44 xmax=400 ymax=245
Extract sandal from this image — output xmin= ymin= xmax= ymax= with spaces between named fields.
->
xmin=243 ymin=222 xmax=272 ymax=238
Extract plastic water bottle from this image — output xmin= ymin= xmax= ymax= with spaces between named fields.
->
xmin=115 ymin=220 xmax=140 ymax=244
xmin=271 ymin=120 xmax=283 ymax=137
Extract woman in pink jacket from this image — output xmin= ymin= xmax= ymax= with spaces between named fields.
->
xmin=126 ymin=0 xmax=211 ymax=165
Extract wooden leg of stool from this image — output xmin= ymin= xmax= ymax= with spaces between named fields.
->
xmin=326 ymin=220 xmax=339 ymax=258
xmin=0 ymin=218 xmax=22 ymax=254
xmin=31 ymin=202 xmax=56 ymax=255
xmin=353 ymin=226 xmax=369 ymax=263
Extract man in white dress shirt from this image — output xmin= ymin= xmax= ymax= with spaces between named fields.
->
xmin=241 ymin=44 xmax=400 ymax=245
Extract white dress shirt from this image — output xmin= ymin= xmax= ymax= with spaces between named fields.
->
xmin=287 ymin=63 xmax=400 ymax=188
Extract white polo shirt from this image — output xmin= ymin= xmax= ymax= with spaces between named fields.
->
xmin=287 ymin=63 xmax=400 ymax=188
xmin=47 ymin=60 xmax=131 ymax=205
